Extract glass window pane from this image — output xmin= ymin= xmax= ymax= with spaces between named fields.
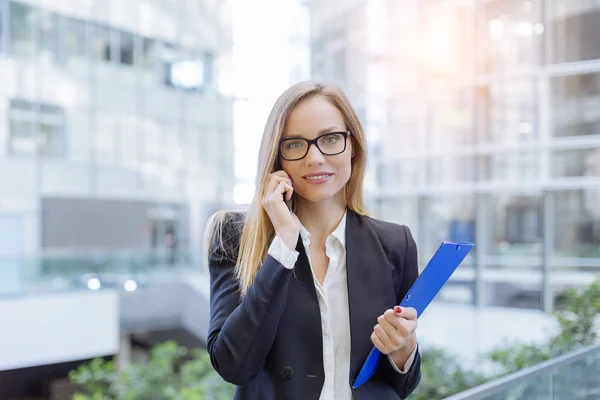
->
xmin=423 ymin=195 xmax=476 ymax=306
xmin=550 ymin=351 xmax=600 ymax=399
xmin=428 ymin=155 xmax=476 ymax=184
xmin=66 ymin=17 xmax=87 ymax=60
xmin=552 ymin=73 xmax=600 ymax=137
xmin=427 ymin=89 xmax=473 ymax=149
xmin=377 ymin=160 xmax=424 ymax=188
xmin=478 ymin=0 xmax=543 ymax=74
xmin=552 ymin=1 xmax=600 ymax=63
xmin=479 ymin=151 xmax=539 ymax=181
xmin=479 ymin=80 xmax=538 ymax=144
xmin=39 ymin=122 xmax=63 ymax=157
xmin=9 ymin=119 xmax=35 ymax=155
xmin=10 ymin=99 xmax=34 ymax=112
xmin=481 ymin=193 xmax=542 ymax=256
xmin=479 ymin=193 xmax=543 ymax=309
xmin=119 ymin=30 xmax=134 ymax=65
xmin=423 ymin=195 xmax=476 ymax=254
xmin=38 ymin=10 xmax=59 ymax=63
xmin=91 ymin=25 xmax=111 ymax=62
xmin=553 ymin=189 xmax=600 ymax=258
xmin=140 ymin=38 xmax=156 ymax=69
xmin=10 ymin=2 xmax=34 ymax=57
xmin=551 ymin=148 xmax=600 ymax=178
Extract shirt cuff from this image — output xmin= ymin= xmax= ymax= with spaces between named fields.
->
xmin=387 ymin=343 xmax=418 ymax=374
xmin=267 ymin=236 xmax=299 ymax=269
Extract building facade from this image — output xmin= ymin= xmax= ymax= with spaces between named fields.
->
xmin=0 ymin=0 xmax=234 ymax=293
xmin=310 ymin=0 xmax=600 ymax=311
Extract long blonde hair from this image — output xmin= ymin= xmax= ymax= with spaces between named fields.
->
xmin=206 ymin=81 xmax=369 ymax=295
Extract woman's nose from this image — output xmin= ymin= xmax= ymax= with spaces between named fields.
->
xmin=304 ymin=143 xmax=325 ymax=166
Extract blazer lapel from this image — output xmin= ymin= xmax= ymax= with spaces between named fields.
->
xmin=282 ymin=236 xmax=324 ymax=378
xmin=345 ymin=210 xmax=397 ymax=381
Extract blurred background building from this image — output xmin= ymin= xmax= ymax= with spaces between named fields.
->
xmin=310 ymin=0 xmax=600 ymax=313
xmin=1 ymin=0 xmax=599 ymax=398
xmin=0 ymin=0 xmax=233 ymax=397
xmin=0 ymin=0 xmax=233 ymax=295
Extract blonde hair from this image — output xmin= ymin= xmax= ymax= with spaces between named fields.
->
xmin=206 ymin=81 xmax=369 ymax=295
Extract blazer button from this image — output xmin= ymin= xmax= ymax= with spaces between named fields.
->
xmin=280 ymin=366 xmax=293 ymax=380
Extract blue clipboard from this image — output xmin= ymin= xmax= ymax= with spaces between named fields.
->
xmin=352 ymin=241 xmax=474 ymax=389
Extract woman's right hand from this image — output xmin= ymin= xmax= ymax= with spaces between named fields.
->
xmin=261 ymin=171 xmax=301 ymax=250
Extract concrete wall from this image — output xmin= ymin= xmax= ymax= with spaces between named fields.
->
xmin=0 ymin=290 xmax=119 ymax=371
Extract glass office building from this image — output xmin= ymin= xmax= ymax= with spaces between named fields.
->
xmin=311 ymin=0 xmax=600 ymax=312
xmin=0 ymin=0 xmax=233 ymax=284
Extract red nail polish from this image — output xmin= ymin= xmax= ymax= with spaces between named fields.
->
xmin=394 ymin=306 xmax=402 ymax=314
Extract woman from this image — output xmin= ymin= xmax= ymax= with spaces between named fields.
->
xmin=205 ymin=82 xmax=421 ymax=399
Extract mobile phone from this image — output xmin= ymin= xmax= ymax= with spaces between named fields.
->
xmin=283 ymin=191 xmax=293 ymax=211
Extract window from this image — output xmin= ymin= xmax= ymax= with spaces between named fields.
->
xmin=164 ymin=58 xmax=205 ymax=91
xmin=553 ymin=189 xmax=600 ymax=258
xmin=552 ymin=1 xmax=600 ymax=63
xmin=551 ymin=148 xmax=600 ymax=178
xmin=140 ymin=37 xmax=156 ymax=69
xmin=428 ymin=155 xmax=476 ymax=184
xmin=118 ymin=30 xmax=133 ymax=65
xmin=423 ymin=195 xmax=476 ymax=257
xmin=552 ymin=73 xmax=600 ymax=137
xmin=8 ymin=99 xmax=65 ymax=158
xmin=9 ymin=1 xmax=34 ymax=56
xmin=505 ymin=202 xmax=541 ymax=244
xmin=482 ymin=194 xmax=542 ymax=255
xmin=91 ymin=24 xmax=111 ymax=62
xmin=478 ymin=0 xmax=542 ymax=74
xmin=478 ymin=80 xmax=538 ymax=144
xmin=479 ymin=151 xmax=538 ymax=182
xmin=427 ymin=89 xmax=473 ymax=149
xmin=66 ymin=17 xmax=87 ymax=60
xmin=38 ymin=10 xmax=59 ymax=62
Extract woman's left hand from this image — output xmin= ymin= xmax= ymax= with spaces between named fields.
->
xmin=371 ymin=306 xmax=418 ymax=358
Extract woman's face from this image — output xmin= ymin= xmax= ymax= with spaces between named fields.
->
xmin=280 ymin=95 xmax=353 ymax=205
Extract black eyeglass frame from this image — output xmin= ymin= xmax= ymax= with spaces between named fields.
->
xmin=278 ymin=131 xmax=351 ymax=161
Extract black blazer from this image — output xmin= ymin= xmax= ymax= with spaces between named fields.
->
xmin=207 ymin=209 xmax=421 ymax=399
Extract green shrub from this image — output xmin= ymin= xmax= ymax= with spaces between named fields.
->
xmin=69 ymin=341 xmax=234 ymax=400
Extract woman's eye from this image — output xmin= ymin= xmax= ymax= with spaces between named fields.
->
xmin=285 ymin=141 xmax=303 ymax=149
xmin=323 ymin=135 xmax=338 ymax=144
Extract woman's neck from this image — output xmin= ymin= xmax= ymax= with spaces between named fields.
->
xmin=296 ymin=193 xmax=347 ymax=242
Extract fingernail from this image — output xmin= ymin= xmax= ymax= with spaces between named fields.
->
xmin=394 ymin=306 xmax=402 ymax=314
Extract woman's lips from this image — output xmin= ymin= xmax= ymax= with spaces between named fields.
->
xmin=303 ymin=173 xmax=333 ymax=184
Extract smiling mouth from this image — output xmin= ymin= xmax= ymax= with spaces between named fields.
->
xmin=304 ymin=174 xmax=333 ymax=181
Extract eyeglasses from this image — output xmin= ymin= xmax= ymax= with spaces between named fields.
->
xmin=279 ymin=131 xmax=350 ymax=161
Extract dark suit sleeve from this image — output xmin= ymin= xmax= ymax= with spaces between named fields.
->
xmin=379 ymin=224 xmax=422 ymax=399
xmin=206 ymin=215 xmax=295 ymax=385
